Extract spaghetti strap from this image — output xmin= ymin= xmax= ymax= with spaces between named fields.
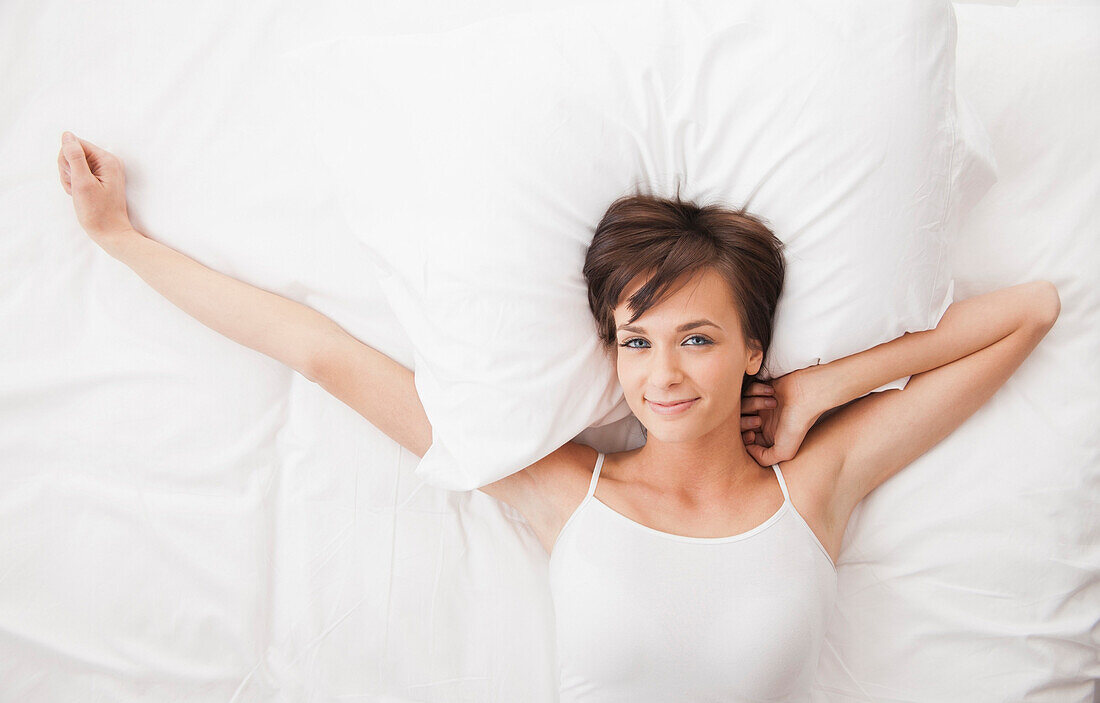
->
xmin=585 ymin=452 xmax=606 ymax=499
xmin=771 ymin=462 xmax=791 ymax=503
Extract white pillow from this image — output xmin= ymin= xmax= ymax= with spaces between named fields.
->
xmin=284 ymin=0 xmax=995 ymax=491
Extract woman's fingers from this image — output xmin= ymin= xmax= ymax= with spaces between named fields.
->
xmin=742 ymin=395 xmax=778 ymax=413
xmin=57 ymin=132 xmax=133 ymax=239
xmin=740 ymin=414 xmax=762 ymax=431
xmin=746 ymin=443 xmax=774 ymax=467
xmin=78 ymin=135 xmax=122 ymax=174
xmin=57 ymin=148 xmax=72 ymax=195
xmin=747 ymin=382 xmax=774 ymax=395
xmin=57 ymin=147 xmax=71 ymax=179
xmin=60 ymin=132 xmax=93 ymax=183
xmin=60 ymin=132 xmax=121 ymax=185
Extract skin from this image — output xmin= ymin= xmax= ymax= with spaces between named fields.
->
xmin=58 ymin=130 xmax=1062 ymax=561
xmin=609 ymin=268 xmax=787 ymax=504
xmin=57 ymin=131 xmax=134 ymax=243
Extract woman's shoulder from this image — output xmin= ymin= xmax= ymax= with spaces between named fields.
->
xmin=775 ymin=429 xmax=849 ymax=559
xmin=476 ymin=442 xmax=601 ymax=555
xmin=533 ymin=441 xmax=603 ymax=501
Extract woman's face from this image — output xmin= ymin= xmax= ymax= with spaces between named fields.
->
xmin=612 ymin=268 xmax=763 ymax=442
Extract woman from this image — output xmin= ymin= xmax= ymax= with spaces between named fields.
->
xmin=57 ymin=131 xmax=1060 ymax=701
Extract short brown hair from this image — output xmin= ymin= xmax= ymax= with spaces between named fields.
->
xmin=583 ymin=189 xmax=786 ymax=386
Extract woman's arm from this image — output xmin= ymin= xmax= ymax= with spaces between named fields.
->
xmin=58 ymin=131 xmax=432 ymax=458
xmin=807 ymin=280 xmax=1061 ymax=417
xmin=310 ymin=331 xmax=433 ymax=458
xmin=102 ymin=231 xmax=339 ymax=382
xmin=799 ymin=280 xmax=1060 ymax=514
xmin=57 ymin=130 xmax=338 ymax=382
xmin=743 ymin=281 xmax=1062 ymax=468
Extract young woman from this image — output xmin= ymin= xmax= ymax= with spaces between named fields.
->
xmin=58 ymin=131 xmax=1060 ymax=701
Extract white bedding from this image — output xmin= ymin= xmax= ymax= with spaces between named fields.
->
xmin=1 ymin=1 xmax=1096 ymax=702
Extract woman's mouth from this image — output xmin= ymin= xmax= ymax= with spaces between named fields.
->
xmin=646 ymin=398 xmax=699 ymax=416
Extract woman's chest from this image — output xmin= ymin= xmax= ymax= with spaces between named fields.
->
xmin=592 ymin=461 xmax=843 ymax=566
xmin=550 ymin=513 xmax=836 ymax=700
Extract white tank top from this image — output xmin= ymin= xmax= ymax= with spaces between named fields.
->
xmin=549 ymin=451 xmax=838 ymax=703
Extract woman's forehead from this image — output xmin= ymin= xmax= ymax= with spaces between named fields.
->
xmin=616 ymin=269 xmax=739 ymax=323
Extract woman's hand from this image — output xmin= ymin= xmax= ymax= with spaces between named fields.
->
xmin=740 ymin=367 xmax=827 ymax=467
xmin=57 ymin=131 xmax=137 ymax=246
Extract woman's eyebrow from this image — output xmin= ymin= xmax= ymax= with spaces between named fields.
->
xmin=617 ymin=319 xmax=721 ymax=334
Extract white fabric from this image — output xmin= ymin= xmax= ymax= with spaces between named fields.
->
xmin=809 ymin=3 xmax=1100 ymax=700
xmin=284 ymin=0 xmax=996 ymax=492
xmin=550 ymin=452 xmax=836 ymax=703
xmin=0 ymin=1 xmax=1095 ymax=701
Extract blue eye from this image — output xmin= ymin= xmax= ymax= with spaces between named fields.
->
xmin=619 ymin=335 xmax=713 ymax=349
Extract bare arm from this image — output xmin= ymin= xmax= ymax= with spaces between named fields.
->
xmin=102 ymin=232 xmax=335 ymax=382
xmin=743 ymin=281 xmax=1061 ymax=468
xmin=311 ymin=331 xmax=433 ymax=459
xmin=57 ymin=131 xmax=568 ymax=532
xmin=58 ymin=130 xmax=336 ymax=383
xmin=809 ymin=280 xmax=1060 ymax=414
xmin=803 ymin=280 xmax=1060 ymax=514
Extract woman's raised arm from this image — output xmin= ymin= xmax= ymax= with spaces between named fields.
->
xmin=800 ymin=280 xmax=1060 ymax=513
xmin=741 ymin=281 xmax=1059 ymax=473
xmin=58 ymin=131 xmax=335 ymax=383
xmin=58 ymin=130 xmax=433 ymax=458
xmin=102 ymin=233 xmax=338 ymax=383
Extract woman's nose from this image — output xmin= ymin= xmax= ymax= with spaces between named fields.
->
xmin=648 ymin=351 xmax=684 ymax=384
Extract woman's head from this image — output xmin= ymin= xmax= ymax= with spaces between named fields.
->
xmin=583 ymin=190 xmax=785 ymax=438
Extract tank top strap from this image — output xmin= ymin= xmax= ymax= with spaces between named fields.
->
xmin=585 ymin=451 xmax=606 ymax=499
xmin=771 ymin=462 xmax=791 ymax=503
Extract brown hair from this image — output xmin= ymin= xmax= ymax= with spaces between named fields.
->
xmin=583 ymin=189 xmax=786 ymax=386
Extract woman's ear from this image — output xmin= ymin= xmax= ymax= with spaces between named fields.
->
xmin=747 ymin=340 xmax=764 ymax=376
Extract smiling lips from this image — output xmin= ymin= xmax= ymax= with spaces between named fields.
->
xmin=646 ymin=397 xmax=699 ymax=416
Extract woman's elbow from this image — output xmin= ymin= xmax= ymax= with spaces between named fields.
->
xmin=1016 ymin=280 xmax=1060 ymax=335
xmin=1033 ymin=280 xmax=1061 ymax=328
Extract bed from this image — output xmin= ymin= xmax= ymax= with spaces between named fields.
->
xmin=1 ymin=0 xmax=1096 ymax=701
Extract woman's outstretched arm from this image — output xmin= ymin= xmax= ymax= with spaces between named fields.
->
xmin=102 ymin=233 xmax=337 ymax=383
xmin=58 ymin=130 xmax=336 ymax=383
xmin=58 ymin=131 xmax=432 ymax=458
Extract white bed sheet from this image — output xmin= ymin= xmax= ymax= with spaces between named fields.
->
xmin=1 ymin=1 xmax=1096 ymax=701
